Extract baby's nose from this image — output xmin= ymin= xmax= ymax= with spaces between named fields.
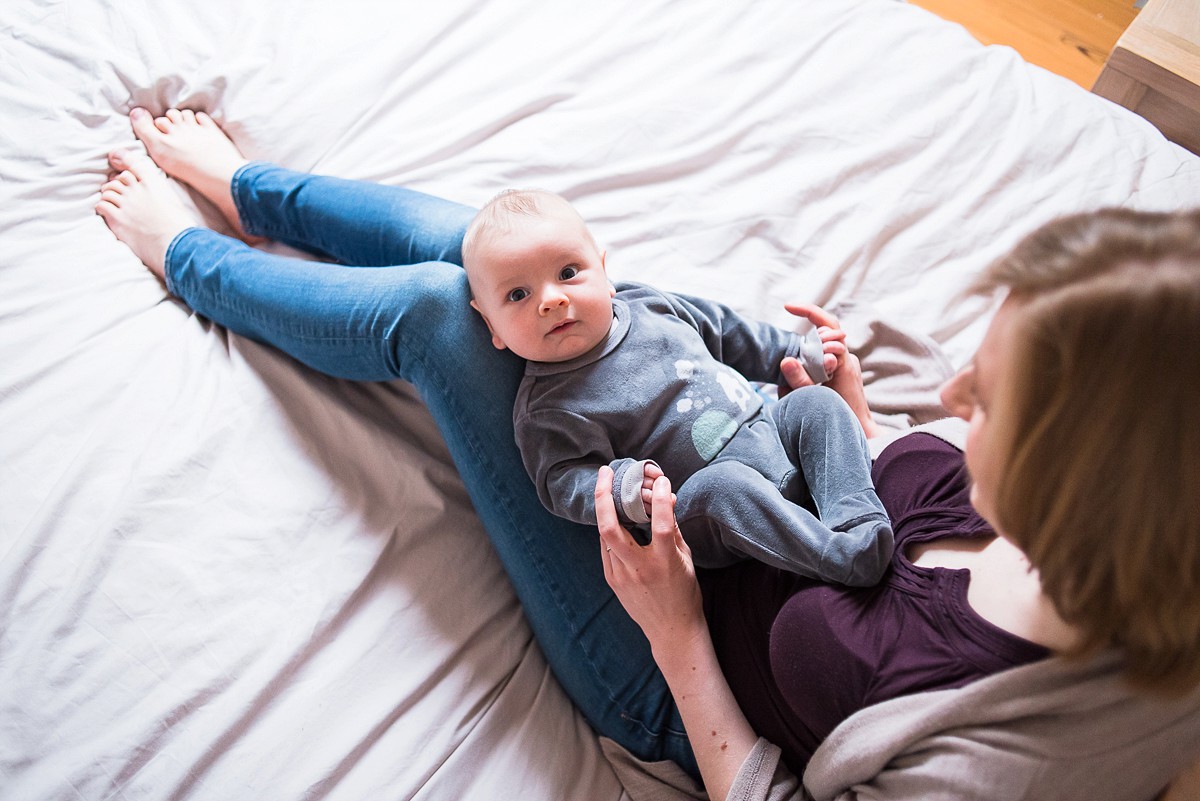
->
xmin=539 ymin=292 xmax=568 ymax=314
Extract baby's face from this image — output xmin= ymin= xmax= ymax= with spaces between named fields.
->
xmin=469 ymin=206 xmax=615 ymax=363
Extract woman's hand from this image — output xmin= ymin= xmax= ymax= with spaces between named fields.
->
xmin=781 ymin=302 xmax=880 ymax=438
xmin=595 ymin=466 xmax=706 ymax=652
xmin=779 ymin=301 xmax=848 ymax=391
xmin=595 ymin=465 xmax=760 ymax=799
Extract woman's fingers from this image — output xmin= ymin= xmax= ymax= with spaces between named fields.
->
xmin=597 ymin=469 xmax=705 ymax=649
xmin=817 ymin=325 xmax=847 ymax=343
xmin=649 ymin=476 xmax=692 ymax=560
xmin=649 ymin=475 xmax=679 ymax=550
xmin=824 ymin=341 xmax=847 ymax=356
xmin=781 ymin=305 xmax=851 ymax=392
xmin=597 ymin=469 xmax=685 ymax=584
xmin=780 ymin=355 xmax=813 ymax=390
xmin=595 ymin=467 xmax=623 ymax=539
xmin=595 ymin=466 xmax=643 ymax=558
xmin=784 ymin=301 xmax=839 ymax=330
xmin=595 ymin=467 xmax=625 ymax=566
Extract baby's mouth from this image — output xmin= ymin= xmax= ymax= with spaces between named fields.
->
xmin=548 ymin=319 xmax=576 ymax=335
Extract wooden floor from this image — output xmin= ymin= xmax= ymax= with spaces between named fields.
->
xmin=907 ymin=0 xmax=1140 ymax=88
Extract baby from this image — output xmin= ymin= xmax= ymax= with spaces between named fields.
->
xmin=463 ymin=189 xmax=892 ymax=585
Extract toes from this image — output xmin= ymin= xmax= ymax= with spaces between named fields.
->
xmin=108 ymin=151 xmax=145 ymax=182
xmin=120 ymin=152 xmax=159 ymax=181
xmin=107 ymin=149 xmax=144 ymax=180
xmin=130 ymin=107 xmax=161 ymax=142
xmin=98 ymin=187 xmax=123 ymax=209
xmin=131 ymin=105 xmax=209 ymax=140
xmin=100 ymin=171 xmax=133 ymax=194
xmin=109 ymin=148 xmax=158 ymax=181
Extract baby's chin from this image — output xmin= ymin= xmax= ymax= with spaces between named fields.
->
xmin=521 ymin=331 xmax=606 ymax=363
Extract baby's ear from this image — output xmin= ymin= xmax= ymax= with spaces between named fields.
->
xmin=469 ymin=299 xmax=508 ymax=351
xmin=600 ymin=250 xmax=616 ymax=297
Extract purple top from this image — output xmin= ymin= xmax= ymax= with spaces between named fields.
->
xmin=700 ymin=433 xmax=1050 ymax=775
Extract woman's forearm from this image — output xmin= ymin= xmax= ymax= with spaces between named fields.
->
xmin=596 ymin=467 xmax=766 ymax=799
xmin=651 ymin=626 xmax=760 ymax=801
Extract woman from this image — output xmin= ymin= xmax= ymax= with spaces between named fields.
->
xmin=599 ymin=210 xmax=1200 ymax=798
xmin=96 ymin=108 xmax=1200 ymax=800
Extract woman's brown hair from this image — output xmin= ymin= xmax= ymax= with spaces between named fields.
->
xmin=975 ymin=208 xmax=1200 ymax=694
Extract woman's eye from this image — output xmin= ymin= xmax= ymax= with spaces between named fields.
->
xmin=560 ymin=266 xmax=579 ymax=280
xmin=507 ymin=288 xmax=529 ymax=302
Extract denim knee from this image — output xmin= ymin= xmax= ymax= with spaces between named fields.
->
xmin=392 ymin=262 xmax=474 ymax=332
xmin=384 ymin=262 xmax=502 ymax=384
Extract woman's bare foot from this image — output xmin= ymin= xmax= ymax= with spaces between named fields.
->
xmin=95 ymin=150 xmax=199 ymax=281
xmin=128 ymin=107 xmax=257 ymax=242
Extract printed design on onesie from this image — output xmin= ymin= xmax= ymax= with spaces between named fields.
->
xmin=672 ymin=359 xmax=755 ymax=461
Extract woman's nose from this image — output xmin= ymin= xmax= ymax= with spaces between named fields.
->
xmin=939 ymin=369 xmax=972 ymax=421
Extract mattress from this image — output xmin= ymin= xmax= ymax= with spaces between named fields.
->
xmin=2 ymin=0 xmax=1198 ymax=798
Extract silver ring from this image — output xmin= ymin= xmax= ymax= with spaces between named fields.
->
xmin=605 ymin=546 xmax=612 ymax=552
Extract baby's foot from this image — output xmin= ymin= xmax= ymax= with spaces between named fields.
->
xmin=95 ymin=150 xmax=199 ymax=281
xmin=129 ymin=107 xmax=256 ymax=242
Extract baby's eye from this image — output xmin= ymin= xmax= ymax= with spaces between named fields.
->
xmin=559 ymin=265 xmax=579 ymax=280
xmin=507 ymin=288 xmax=530 ymax=302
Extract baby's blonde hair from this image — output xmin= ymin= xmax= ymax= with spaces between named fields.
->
xmin=976 ymin=208 xmax=1200 ymax=694
xmin=461 ymin=188 xmax=597 ymax=281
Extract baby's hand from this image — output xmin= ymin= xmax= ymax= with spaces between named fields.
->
xmin=780 ymin=303 xmax=847 ymax=392
xmin=641 ymin=461 xmax=665 ymax=517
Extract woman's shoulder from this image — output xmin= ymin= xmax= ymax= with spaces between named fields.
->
xmin=807 ymin=652 xmax=1200 ymax=801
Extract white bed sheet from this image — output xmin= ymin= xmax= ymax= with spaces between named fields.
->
xmin=2 ymin=1 xmax=1198 ymax=799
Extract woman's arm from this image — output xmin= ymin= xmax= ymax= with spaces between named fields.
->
xmin=594 ymin=466 xmax=759 ymax=800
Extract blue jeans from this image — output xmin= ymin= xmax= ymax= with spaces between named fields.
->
xmin=165 ymin=163 xmax=698 ymax=775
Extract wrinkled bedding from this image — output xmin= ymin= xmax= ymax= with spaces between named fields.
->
xmin=2 ymin=1 xmax=1198 ymax=798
